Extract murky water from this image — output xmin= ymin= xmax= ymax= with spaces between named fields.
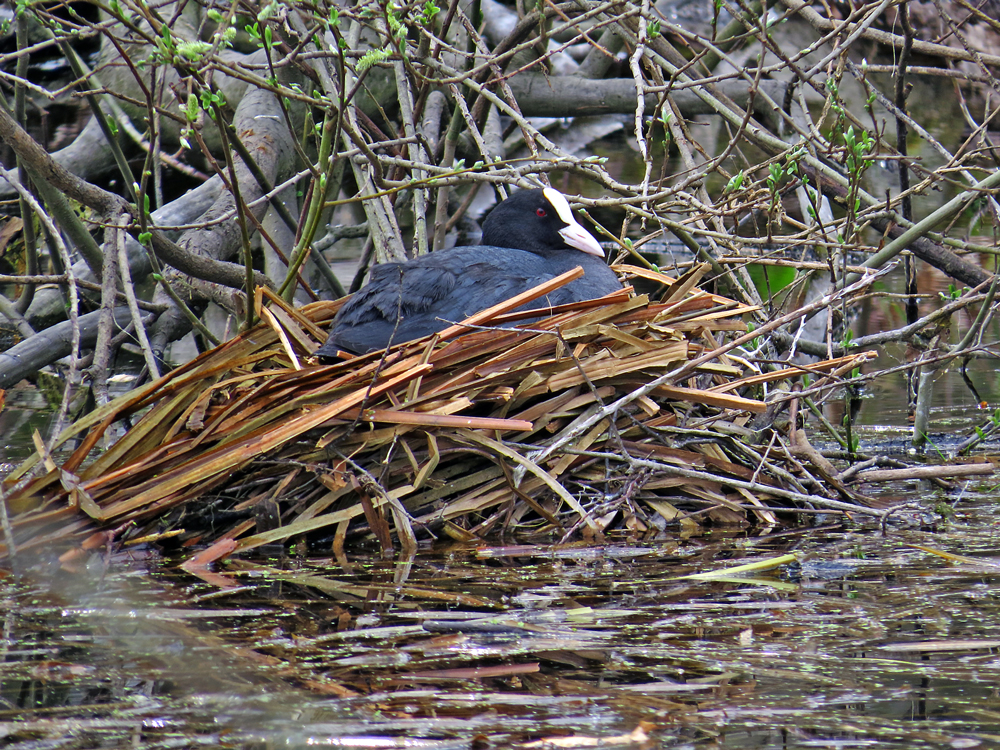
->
xmin=3 ymin=500 xmax=1000 ymax=749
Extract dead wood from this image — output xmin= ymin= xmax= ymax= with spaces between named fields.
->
xmin=0 ymin=307 xmax=140 ymax=389
xmin=850 ymin=464 xmax=995 ymax=483
xmin=506 ymin=76 xmax=788 ymax=119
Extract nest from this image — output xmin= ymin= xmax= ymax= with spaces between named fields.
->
xmin=1 ymin=265 xmax=875 ymax=565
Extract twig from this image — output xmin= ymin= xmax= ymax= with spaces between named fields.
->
xmin=116 ymin=213 xmax=160 ymax=380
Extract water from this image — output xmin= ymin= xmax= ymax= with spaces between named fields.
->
xmin=0 ymin=388 xmax=56 ymax=479
xmin=3 ymin=505 xmax=1000 ymax=748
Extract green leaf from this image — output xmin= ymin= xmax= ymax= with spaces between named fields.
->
xmin=420 ymin=0 xmax=439 ymax=24
xmin=724 ymin=170 xmax=744 ymax=193
xmin=746 ymin=264 xmax=796 ymax=298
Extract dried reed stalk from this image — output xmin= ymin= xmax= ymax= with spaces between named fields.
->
xmin=1 ymin=268 xmax=876 ymax=564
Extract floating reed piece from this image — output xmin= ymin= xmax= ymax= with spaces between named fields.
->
xmin=1 ymin=265 xmax=876 ymax=564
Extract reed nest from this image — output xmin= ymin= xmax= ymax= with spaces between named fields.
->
xmin=2 ymin=265 xmax=877 ymax=565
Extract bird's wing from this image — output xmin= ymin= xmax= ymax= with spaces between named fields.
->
xmin=334 ymin=260 xmax=460 ymax=325
xmin=325 ymin=250 xmax=563 ymax=355
xmin=421 ymin=258 xmax=553 ymax=324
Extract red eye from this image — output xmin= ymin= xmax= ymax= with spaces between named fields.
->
xmin=536 ymin=207 xmax=547 ymax=217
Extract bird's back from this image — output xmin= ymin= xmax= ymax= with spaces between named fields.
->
xmin=324 ymin=246 xmax=581 ymax=355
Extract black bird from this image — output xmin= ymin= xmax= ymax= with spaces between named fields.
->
xmin=316 ymin=188 xmax=622 ymax=356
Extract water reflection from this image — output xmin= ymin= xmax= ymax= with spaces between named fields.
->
xmin=4 ymin=509 xmax=1000 ymax=748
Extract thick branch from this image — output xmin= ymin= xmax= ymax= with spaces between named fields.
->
xmin=0 ymin=307 xmax=141 ymax=389
xmin=0 ymin=99 xmax=127 ymax=215
xmin=506 ymin=75 xmax=787 ymax=119
xmin=150 ymin=85 xmax=296 ymax=348
xmin=0 ymin=105 xmax=272 ymax=311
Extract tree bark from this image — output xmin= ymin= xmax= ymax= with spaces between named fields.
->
xmin=0 ymin=307 xmax=140 ymax=389
xmin=506 ymin=75 xmax=787 ymax=119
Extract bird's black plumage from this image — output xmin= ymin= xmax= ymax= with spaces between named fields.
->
xmin=316 ymin=188 xmax=622 ymax=357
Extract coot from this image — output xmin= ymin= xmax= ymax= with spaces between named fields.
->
xmin=316 ymin=188 xmax=622 ymax=356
